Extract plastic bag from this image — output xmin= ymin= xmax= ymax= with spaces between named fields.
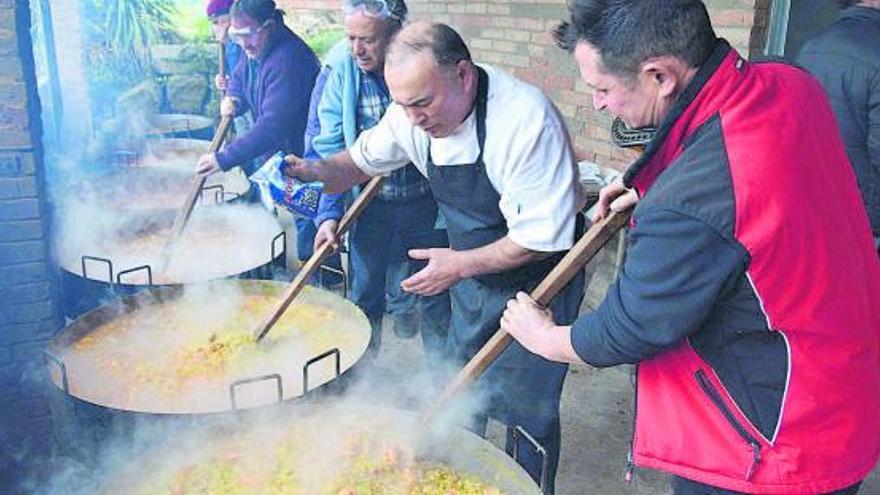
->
xmin=251 ymin=151 xmax=323 ymax=218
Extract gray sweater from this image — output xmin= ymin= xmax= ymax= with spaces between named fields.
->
xmin=797 ymin=6 xmax=880 ymax=236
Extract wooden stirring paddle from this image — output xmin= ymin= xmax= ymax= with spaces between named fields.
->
xmin=159 ymin=114 xmax=233 ymax=269
xmin=420 ymin=207 xmax=632 ymax=424
xmin=253 ymin=175 xmax=386 ymax=342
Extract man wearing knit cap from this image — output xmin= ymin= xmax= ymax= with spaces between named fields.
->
xmin=206 ymin=0 xmax=243 ymax=93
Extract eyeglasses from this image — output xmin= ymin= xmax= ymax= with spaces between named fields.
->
xmin=228 ymin=20 xmax=272 ymax=45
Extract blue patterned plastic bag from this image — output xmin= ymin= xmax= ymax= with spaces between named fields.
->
xmin=251 ymin=151 xmax=323 ymax=218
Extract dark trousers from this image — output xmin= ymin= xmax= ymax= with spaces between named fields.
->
xmin=672 ymin=476 xmax=863 ymax=494
xmin=349 ymin=194 xmax=450 ymax=363
xmin=293 ymin=216 xmax=344 ymax=285
xmin=454 ymin=267 xmax=585 ymax=495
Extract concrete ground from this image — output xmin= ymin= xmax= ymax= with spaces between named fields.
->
xmin=281 ymin=214 xmax=879 ymax=495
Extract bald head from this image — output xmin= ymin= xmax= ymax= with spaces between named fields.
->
xmin=384 ymin=22 xmax=478 ymax=138
xmin=386 ymin=21 xmax=472 ymax=71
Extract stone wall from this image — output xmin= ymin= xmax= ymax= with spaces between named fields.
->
xmin=280 ymin=0 xmax=768 ymax=172
xmin=0 ymin=0 xmax=62 ymax=488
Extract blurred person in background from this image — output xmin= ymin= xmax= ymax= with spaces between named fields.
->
xmin=298 ymin=41 xmax=349 ymax=288
xmin=206 ymin=0 xmax=253 ymax=141
xmin=206 ymin=0 xmax=243 ymax=94
xmin=798 ymin=0 xmax=880 ymax=254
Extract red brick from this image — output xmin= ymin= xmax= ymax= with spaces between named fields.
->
xmin=460 ymin=15 xmax=492 ymax=27
xmin=544 ymin=74 xmax=575 ymax=92
xmin=515 ymin=17 xmax=545 ymax=32
xmin=711 ymin=9 xmax=755 ymax=27
xmin=0 ymin=198 xmax=39 ymax=220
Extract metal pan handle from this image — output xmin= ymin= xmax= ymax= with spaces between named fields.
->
xmin=81 ymin=255 xmax=114 ymax=286
xmin=229 ymin=373 xmax=283 ymax=411
xmin=511 ymin=424 xmax=549 ymax=494
xmin=318 ymin=265 xmax=347 ymax=297
xmin=116 ymin=265 xmax=153 ymax=286
xmin=271 ymin=231 xmax=286 ymax=263
xmin=302 ymin=348 xmax=341 ymax=394
xmin=44 ymin=349 xmax=69 ymax=394
xmin=200 ymin=184 xmax=225 ymax=205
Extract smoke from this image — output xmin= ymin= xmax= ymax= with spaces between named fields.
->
xmin=140 ymin=138 xmax=209 ymax=169
xmin=34 ymin=282 xmax=521 ymax=494
xmin=49 ymin=279 xmax=368 ymax=414
xmin=37 ymin=381 xmax=502 ymax=495
xmin=53 ymin=199 xmax=282 ymax=286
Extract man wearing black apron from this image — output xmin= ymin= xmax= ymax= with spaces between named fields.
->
xmin=283 ymin=22 xmax=585 ymax=493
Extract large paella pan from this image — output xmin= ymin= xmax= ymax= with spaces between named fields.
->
xmin=91 ymin=404 xmax=541 ymax=495
xmin=54 ymin=202 xmax=284 ymax=286
xmin=46 ymin=280 xmax=371 ymax=414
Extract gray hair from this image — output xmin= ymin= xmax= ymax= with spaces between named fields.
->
xmin=341 ymin=0 xmax=408 ymax=32
xmin=386 ymin=22 xmax=472 ymax=70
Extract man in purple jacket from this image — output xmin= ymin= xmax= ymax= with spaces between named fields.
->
xmin=196 ymin=0 xmax=319 ymax=178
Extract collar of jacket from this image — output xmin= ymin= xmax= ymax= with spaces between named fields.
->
xmin=256 ymin=23 xmax=288 ymax=62
xmin=839 ymin=5 xmax=880 ymax=25
xmin=622 ymin=38 xmax=735 ymax=190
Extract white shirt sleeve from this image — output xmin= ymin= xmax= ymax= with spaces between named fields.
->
xmin=474 ymin=68 xmax=581 ymax=253
xmin=495 ymin=115 xmax=581 ymax=253
xmin=348 ymin=104 xmax=427 ymax=177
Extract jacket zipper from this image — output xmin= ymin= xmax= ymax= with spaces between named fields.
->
xmin=695 ymin=369 xmax=762 ymax=480
xmin=625 ymin=364 xmax=638 ymax=483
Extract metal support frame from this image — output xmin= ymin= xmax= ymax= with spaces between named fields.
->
xmin=511 ymin=424 xmax=550 ymax=494
xmin=302 ymin=348 xmax=341 ymax=395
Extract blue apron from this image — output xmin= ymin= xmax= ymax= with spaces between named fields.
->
xmin=425 ymin=67 xmax=584 ymax=493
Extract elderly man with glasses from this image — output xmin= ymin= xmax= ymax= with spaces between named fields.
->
xmin=196 ymin=0 xmax=319 ymax=183
xmin=306 ymin=0 xmax=452 ymax=366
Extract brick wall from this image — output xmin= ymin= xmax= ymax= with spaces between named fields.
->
xmin=0 ymin=0 xmax=62 ymax=486
xmin=281 ymin=0 xmax=767 ymax=171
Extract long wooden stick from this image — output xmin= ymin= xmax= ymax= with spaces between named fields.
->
xmin=420 ymin=208 xmax=632 ymax=424
xmin=219 ymin=42 xmax=226 ymax=81
xmin=162 ymin=115 xmax=233 ymax=253
xmin=254 ymin=176 xmax=386 ymax=342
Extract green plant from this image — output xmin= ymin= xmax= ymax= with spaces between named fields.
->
xmin=305 ymin=28 xmax=346 ymax=60
xmin=82 ymin=0 xmax=181 ymax=118
xmin=176 ymin=1 xmax=214 ymax=42
xmin=96 ymin=0 xmax=179 ymax=64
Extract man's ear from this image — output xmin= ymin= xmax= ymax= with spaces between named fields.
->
xmin=642 ymin=57 xmax=681 ymax=99
xmin=455 ymin=59 xmax=471 ymax=82
xmin=455 ymin=59 xmax=478 ymax=92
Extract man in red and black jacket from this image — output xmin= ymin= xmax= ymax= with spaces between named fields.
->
xmin=501 ymin=0 xmax=880 ymax=493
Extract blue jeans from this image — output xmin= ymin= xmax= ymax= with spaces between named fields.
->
xmin=385 ymin=259 xmax=416 ymax=315
xmin=672 ymin=476 xmax=862 ymax=494
xmin=294 ymin=216 xmax=344 ymax=286
xmin=349 ymin=194 xmax=450 ymax=363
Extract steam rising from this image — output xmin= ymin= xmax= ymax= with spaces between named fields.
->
xmin=49 ymin=280 xmax=371 ymax=414
xmin=34 ymin=94 xmax=511 ymax=495
xmin=38 ymin=363 xmax=510 ymax=495
xmin=53 ymin=202 xmax=282 ymax=285
xmin=36 ymin=282 xmax=515 ymax=494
